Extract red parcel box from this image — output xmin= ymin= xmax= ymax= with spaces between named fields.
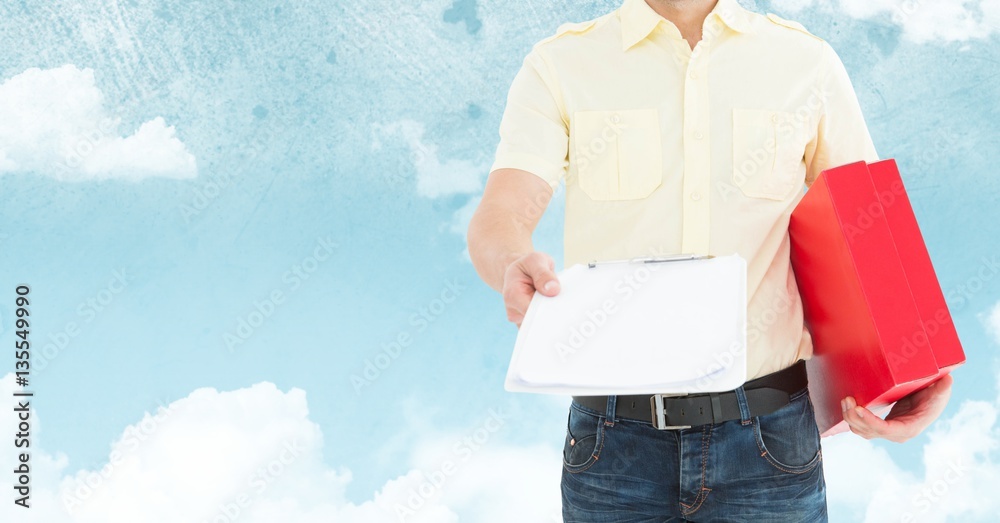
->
xmin=789 ymin=159 xmax=964 ymax=436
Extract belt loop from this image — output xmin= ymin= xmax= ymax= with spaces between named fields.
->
xmin=604 ymin=395 xmax=617 ymax=427
xmin=734 ymin=386 xmax=752 ymax=426
xmin=710 ymin=393 xmax=723 ymax=425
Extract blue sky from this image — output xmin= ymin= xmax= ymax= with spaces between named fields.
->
xmin=0 ymin=0 xmax=998 ymax=521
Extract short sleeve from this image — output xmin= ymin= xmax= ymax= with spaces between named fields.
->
xmin=804 ymin=42 xmax=879 ymax=187
xmin=489 ymin=49 xmax=569 ymax=190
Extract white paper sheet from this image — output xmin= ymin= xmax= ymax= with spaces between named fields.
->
xmin=504 ymin=254 xmax=747 ymax=395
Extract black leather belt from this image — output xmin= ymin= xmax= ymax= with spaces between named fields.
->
xmin=572 ymin=359 xmax=809 ymax=430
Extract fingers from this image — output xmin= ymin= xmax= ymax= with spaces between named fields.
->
xmin=521 ymin=252 xmax=560 ymax=297
xmin=928 ymin=373 xmax=954 ymax=398
xmin=504 ymin=281 xmax=533 ymax=324
xmin=842 ymin=378 xmax=959 ymax=444
xmin=842 ymin=396 xmax=884 ymax=439
xmin=842 ymin=396 xmax=909 ymax=443
xmin=931 ymin=374 xmax=955 ymax=408
xmin=502 ymin=252 xmax=559 ymax=325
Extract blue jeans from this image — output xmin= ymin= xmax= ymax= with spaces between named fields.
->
xmin=561 ymin=386 xmax=827 ymax=522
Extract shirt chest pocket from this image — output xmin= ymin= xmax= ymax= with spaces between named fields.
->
xmin=732 ymin=109 xmax=802 ymax=200
xmin=571 ymin=109 xmax=663 ymax=201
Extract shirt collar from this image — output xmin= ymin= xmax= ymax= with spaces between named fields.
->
xmin=620 ymin=0 xmax=755 ymax=51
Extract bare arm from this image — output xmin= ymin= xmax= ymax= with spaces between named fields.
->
xmin=467 ymin=168 xmax=561 ymax=325
xmin=473 ymin=46 xmax=568 ymax=324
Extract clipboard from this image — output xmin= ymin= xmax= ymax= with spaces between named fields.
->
xmin=504 ymin=253 xmax=748 ymax=395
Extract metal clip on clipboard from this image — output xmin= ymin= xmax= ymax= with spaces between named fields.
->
xmin=587 ymin=254 xmax=714 ymax=269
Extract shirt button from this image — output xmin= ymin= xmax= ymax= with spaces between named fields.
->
xmin=689 ymin=71 xmax=698 ymax=79
xmin=771 ymin=114 xmax=779 ymax=123
xmin=694 ymin=131 xmax=704 ymax=140
xmin=690 ymin=192 xmax=702 ymax=201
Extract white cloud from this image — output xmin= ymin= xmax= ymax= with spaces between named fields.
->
xmin=372 ymin=119 xmax=487 ymax=259
xmin=447 ymin=196 xmax=480 ymax=261
xmin=983 ymin=301 xmax=1000 ymax=345
xmin=0 ymin=65 xmax=196 ymax=181
xmin=373 ymin=120 xmax=483 ymax=198
xmin=447 ymin=196 xmax=480 ymax=237
xmin=824 ymin=369 xmax=1000 ymax=522
xmin=8 ymin=360 xmax=1000 ymax=523
xmin=0 ymin=374 xmax=560 ymax=523
xmin=769 ymin=0 xmax=1000 ymax=43
xmin=826 ymin=403 xmax=1000 ymax=522
xmin=823 ymin=433 xmax=906 ymax=513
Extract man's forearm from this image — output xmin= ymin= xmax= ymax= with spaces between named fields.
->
xmin=467 ymin=204 xmax=533 ymax=293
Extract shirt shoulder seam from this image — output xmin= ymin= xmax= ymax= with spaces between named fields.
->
xmin=528 ymin=14 xmax=613 ymax=127
xmin=531 ymin=12 xmax=612 ymax=51
xmin=764 ymin=12 xmax=824 ymax=42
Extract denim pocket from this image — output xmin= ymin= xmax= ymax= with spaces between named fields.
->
xmin=562 ymin=403 xmax=606 ymax=474
xmin=753 ymin=390 xmax=822 ymax=474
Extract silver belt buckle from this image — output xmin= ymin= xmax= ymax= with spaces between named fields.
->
xmin=650 ymin=393 xmax=692 ymax=430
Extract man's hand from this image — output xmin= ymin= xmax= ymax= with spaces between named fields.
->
xmin=841 ymin=373 xmax=954 ymax=443
xmin=502 ymin=251 xmax=560 ymax=327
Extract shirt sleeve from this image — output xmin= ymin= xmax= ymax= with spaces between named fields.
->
xmin=804 ymin=41 xmax=879 ymax=188
xmin=489 ymin=49 xmax=569 ymax=190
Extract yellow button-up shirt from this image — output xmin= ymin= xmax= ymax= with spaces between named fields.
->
xmin=490 ymin=0 xmax=879 ymax=380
